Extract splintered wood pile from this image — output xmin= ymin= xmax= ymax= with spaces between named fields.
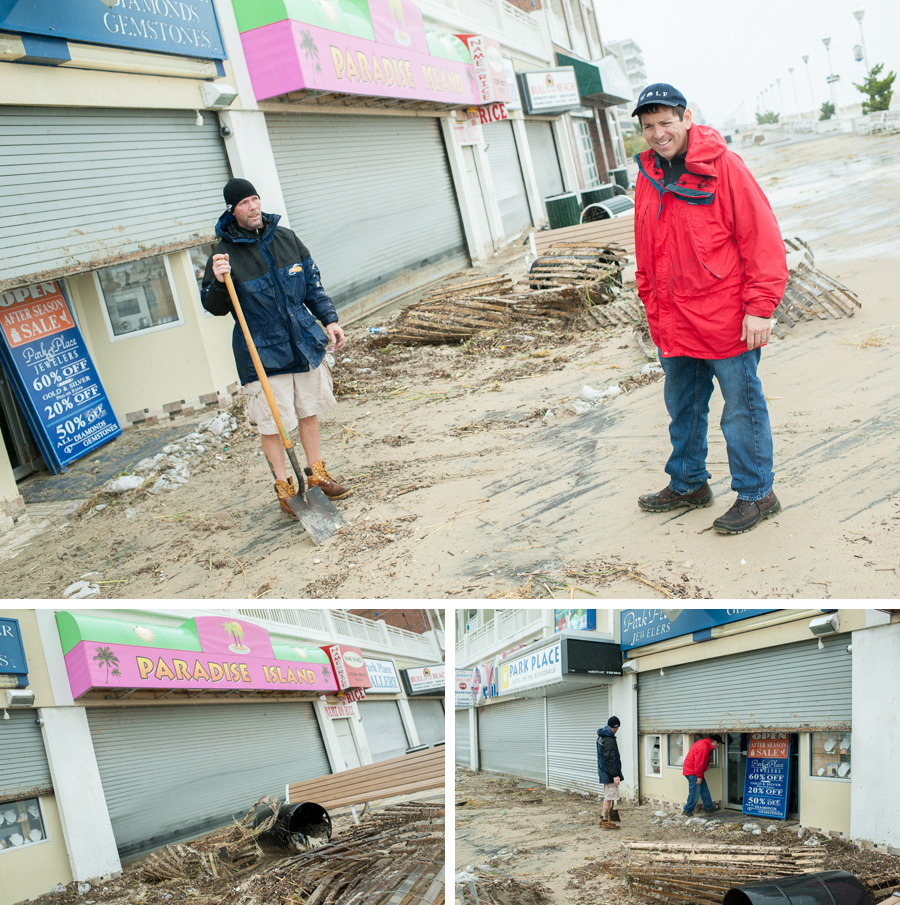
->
xmin=455 ymin=874 xmax=552 ymax=905
xmin=609 ymin=842 xmax=828 ymax=905
xmin=382 ymin=246 xmax=624 ymax=345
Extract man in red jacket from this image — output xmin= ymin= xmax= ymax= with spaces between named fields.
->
xmin=632 ymin=83 xmax=789 ymax=534
xmin=682 ymin=734 xmax=723 ymax=816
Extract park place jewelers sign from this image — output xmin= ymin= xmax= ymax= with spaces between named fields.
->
xmin=0 ymin=0 xmax=226 ymax=60
xmin=499 ymin=641 xmax=562 ymax=695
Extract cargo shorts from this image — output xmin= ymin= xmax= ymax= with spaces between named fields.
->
xmin=243 ymin=366 xmax=336 ymax=435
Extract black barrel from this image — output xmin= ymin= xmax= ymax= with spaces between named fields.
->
xmin=723 ymin=871 xmax=872 ymax=905
xmin=253 ymin=801 xmax=332 ymax=854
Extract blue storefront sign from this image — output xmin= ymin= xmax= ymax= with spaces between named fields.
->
xmin=0 ymin=616 xmax=29 ymax=686
xmin=621 ymin=609 xmax=778 ymax=651
xmin=743 ymin=733 xmax=791 ymax=820
xmin=0 ymin=0 xmax=226 ymax=61
xmin=0 ymin=281 xmax=121 ymax=473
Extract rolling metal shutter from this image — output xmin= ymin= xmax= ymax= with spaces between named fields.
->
xmin=478 ymin=697 xmax=545 ymax=782
xmin=0 ymin=710 xmax=51 ymax=801
xmin=409 ymin=699 xmax=444 ymax=748
xmin=638 ymin=636 xmax=852 ymax=733
xmin=86 ymin=702 xmax=329 ymax=858
xmin=483 ymin=121 xmax=532 ymax=236
xmin=267 ymin=113 xmax=467 ymax=309
xmin=547 ymin=686 xmax=609 ymax=796
xmin=455 ymin=710 xmax=471 ymax=766
xmin=524 ymin=120 xmax=564 ymax=201
xmin=0 ymin=107 xmax=230 ymax=291
xmin=358 ymin=700 xmax=410 ymax=761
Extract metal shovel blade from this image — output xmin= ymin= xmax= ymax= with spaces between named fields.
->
xmin=284 ymin=485 xmax=346 ymax=545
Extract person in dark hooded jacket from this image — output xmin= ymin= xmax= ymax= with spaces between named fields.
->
xmin=201 ymin=178 xmax=351 ymax=515
xmin=596 ymin=716 xmax=624 ymax=829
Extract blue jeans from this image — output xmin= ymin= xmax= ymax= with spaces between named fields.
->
xmin=659 ymin=350 xmax=774 ymax=501
xmin=684 ymin=775 xmax=713 ymax=814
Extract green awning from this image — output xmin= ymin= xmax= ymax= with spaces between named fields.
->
xmin=555 ymin=52 xmax=630 ymax=106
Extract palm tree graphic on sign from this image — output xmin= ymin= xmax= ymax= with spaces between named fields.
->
xmin=299 ymin=30 xmax=323 ymax=84
xmin=388 ymin=0 xmax=410 ymax=45
xmin=221 ymin=621 xmax=250 ymax=654
xmin=321 ymin=665 xmax=331 ymax=683
xmin=93 ymin=646 xmax=121 ymax=682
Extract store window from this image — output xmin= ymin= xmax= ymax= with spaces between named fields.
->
xmin=189 ymin=244 xmax=216 ymax=317
xmin=0 ymin=797 xmax=47 ymax=852
xmin=667 ymin=733 xmax=685 ymax=767
xmin=810 ymin=731 xmax=851 ymax=779
xmin=95 ymin=255 xmax=184 ymax=340
xmin=574 ymin=119 xmax=601 ymax=188
xmin=645 ymin=734 xmax=661 ymax=776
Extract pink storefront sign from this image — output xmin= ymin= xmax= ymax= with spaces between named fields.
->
xmin=456 ymin=34 xmax=511 ymax=104
xmin=241 ymin=19 xmax=478 ymax=104
xmin=64 ymin=641 xmax=338 ymax=699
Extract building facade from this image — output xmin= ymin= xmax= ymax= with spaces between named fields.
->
xmin=456 ymin=608 xmax=900 ymax=853
xmin=0 ymin=0 xmax=624 ymax=535
xmin=0 ymin=607 xmax=445 ymax=905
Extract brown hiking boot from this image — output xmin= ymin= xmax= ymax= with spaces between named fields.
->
xmin=306 ymin=461 xmax=352 ymax=500
xmin=638 ymin=482 xmax=714 ymax=512
xmin=599 ymin=818 xmax=620 ymax=830
xmin=713 ymin=491 xmax=781 ymax=534
xmin=275 ymin=478 xmax=299 ymax=517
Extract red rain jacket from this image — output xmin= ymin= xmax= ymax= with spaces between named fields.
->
xmin=634 ymin=123 xmax=788 ymax=359
xmin=682 ymin=737 xmax=716 ymax=782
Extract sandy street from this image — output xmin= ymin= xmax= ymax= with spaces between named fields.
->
xmin=2 ymin=130 xmax=899 ymax=600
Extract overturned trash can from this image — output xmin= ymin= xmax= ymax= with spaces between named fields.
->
xmin=253 ymin=800 xmax=332 ymax=855
xmin=723 ymin=871 xmax=872 ymax=905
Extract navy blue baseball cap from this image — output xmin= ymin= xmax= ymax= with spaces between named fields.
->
xmin=632 ymin=82 xmax=687 ymax=117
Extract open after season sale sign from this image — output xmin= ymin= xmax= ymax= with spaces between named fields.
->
xmin=743 ymin=732 xmax=791 ymax=819
xmin=0 ymin=281 xmax=120 ymax=472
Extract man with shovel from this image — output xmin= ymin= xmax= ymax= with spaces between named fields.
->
xmin=201 ymin=178 xmax=351 ymax=515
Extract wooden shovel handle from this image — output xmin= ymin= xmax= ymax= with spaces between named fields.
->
xmin=223 ymin=271 xmax=293 ymax=453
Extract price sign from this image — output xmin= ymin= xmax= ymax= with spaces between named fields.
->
xmin=742 ymin=732 xmax=791 ymax=820
xmin=0 ymin=281 xmax=121 ymax=473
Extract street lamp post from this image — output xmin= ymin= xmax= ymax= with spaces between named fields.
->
xmin=822 ymin=37 xmax=838 ymax=111
xmin=853 ymin=9 xmax=868 ymax=74
xmin=788 ymin=66 xmax=800 ymax=119
xmin=802 ymin=54 xmax=815 ymax=114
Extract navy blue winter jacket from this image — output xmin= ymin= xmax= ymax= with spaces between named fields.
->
xmin=596 ymin=725 xmax=623 ymax=784
xmin=201 ymin=210 xmax=338 ymax=385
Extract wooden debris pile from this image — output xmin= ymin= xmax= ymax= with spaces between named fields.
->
xmin=379 ymin=245 xmax=625 ymax=346
xmin=607 ymin=842 xmax=828 ymax=905
xmin=455 ymin=872 xmax=553 ymax=905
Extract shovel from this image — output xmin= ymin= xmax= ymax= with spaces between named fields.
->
xmin=224 ymin=272 xmax=345 ymax=544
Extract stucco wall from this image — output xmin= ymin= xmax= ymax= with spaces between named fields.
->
xmin=850 ymin=621 xmax=900 ymax=847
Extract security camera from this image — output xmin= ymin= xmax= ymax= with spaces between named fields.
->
xmin=808 ymin=613 xmax=839 ymax=637
xmin=219 ymin=125 xmax=233 ymax=139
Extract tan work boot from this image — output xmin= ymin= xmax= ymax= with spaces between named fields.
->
xmin=598 ymin=818 xmax=620 ymax=830
xmin=306 ymin=461 xmax=352 ymax=500
xmin=275 ymin=478 xmax=299 ymax=517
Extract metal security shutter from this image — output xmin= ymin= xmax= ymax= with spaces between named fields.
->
xmin=87 ymin=703 xmax=329 ymax=857
xmin=267 ymin=113 xmax=467 ymax=308
xmin=455 ymin=710 xmax=471 ymax=766
xmin=358 ymin=700 xmax=410 ymax=761
xmin=524 ymin=120 xmax=564 ymax=201
xmin=0 ymin=107 xmax=230 ymax=291
xmin=478 ymin=697 xmax=545 ymax=782
xmin=638 ymin=636 xmax=852 ymax=733
xmin=547 ymin=686 xmax=609 ymax=795
xmin=409 ymin=699 xmax=444 ymax=747
xmin=483 ymin=121 xmax=532 ymax=236
xmin=0 ymin=710 xmax=51 ymax=801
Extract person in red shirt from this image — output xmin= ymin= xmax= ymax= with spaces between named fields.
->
xmin=682 ymin=734 xmax=723 ymax=816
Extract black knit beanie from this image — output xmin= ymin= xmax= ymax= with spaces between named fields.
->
xmin=223 ymin=178 xmax=258 ymax=210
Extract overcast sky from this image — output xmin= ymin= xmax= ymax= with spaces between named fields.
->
xmin=597 ymin=0 xmax=899 ymax=125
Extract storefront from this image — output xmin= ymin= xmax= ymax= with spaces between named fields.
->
xmin=400 ymin=662 xmax=445 ymax=748
xmin=55 ymin=611 xmax=355 ymax=857
xmin=473 ymin=633 xmax=621 ymax=792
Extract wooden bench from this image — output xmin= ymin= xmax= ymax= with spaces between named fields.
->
xmin=286 ymin=745 xmax=444 ymax=821
xmin=531 ymin=213 xmax=636 ymax=258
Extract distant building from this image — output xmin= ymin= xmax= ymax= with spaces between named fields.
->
xmin=349 ymin=609 xmax=444 ymax=638
xmin=605 ymin=38 xmax=647 ymax=117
